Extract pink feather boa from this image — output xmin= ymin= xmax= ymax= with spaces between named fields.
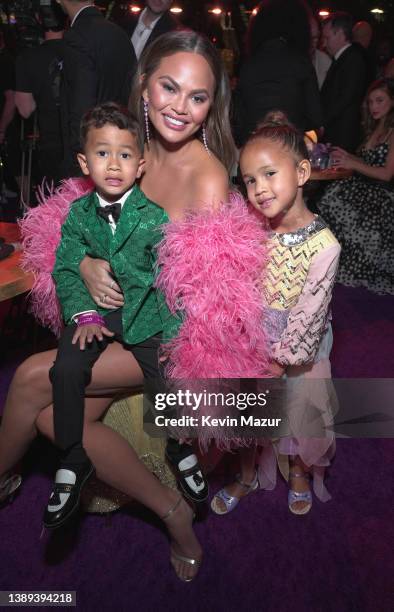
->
xmin=19 ymin=177 xmax=94 ymax=337
xmin=20 ymin=181 xmax=270 ymax=382
xmin=155 ymin=192 xmax=270 ymax=379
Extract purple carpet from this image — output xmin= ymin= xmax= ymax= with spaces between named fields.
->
xmin=1 ymin=284 xmax=393 ymax=612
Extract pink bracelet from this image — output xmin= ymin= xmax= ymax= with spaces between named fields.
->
xmin=76 ymin=313 xmax=105 ymax=327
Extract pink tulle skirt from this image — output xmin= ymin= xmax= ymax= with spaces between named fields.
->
xmin=257 ymin=327 xmax=337 ymax=502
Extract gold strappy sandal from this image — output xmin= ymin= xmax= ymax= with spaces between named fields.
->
xmin=162 ymin=496 xmax=202 ymax=582
xmin=0 ymin=473 xmax=22 ymax=507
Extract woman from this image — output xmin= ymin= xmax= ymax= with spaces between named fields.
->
xmin=0 ymin=31 xmax=238 ymax=582
xmin=317 ymin=78 xmax=394 ymax=295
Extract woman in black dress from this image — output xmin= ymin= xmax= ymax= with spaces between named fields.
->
xmin=317 ymin=78 xmax=394 ymax=294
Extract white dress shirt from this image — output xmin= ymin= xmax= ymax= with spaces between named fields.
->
xmin=96 ymin=187 xmax=133 ymax=235
xmin=131 ymin=8 xmax=162 ymax=59
xmin=313 ymin=49 xmax=332 ymax=89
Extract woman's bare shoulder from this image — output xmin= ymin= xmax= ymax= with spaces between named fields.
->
xmin=190 ymin=153 xmax=230 ymax=210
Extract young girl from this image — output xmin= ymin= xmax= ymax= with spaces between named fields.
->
xmin=318 ymin=77 xmax=394 ymax=295
xmin=211 ymin=120 xmax=340 ymax=515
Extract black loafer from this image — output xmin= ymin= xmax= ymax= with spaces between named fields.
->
xmin=43 ymin=461 xmax=94 ymax=530
xmin=165 ymin=443 xmax=209 ymax=503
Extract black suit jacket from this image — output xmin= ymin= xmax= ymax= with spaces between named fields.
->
xmin=234 ymin=38 xmax=322 ymax=146
xmin=61 ymin=6 xmax=137 ymax=177
xmin=321 ymin=44 xmax=367 ymax=151
xmin=125 ymin=11 xmax=179 ymax=51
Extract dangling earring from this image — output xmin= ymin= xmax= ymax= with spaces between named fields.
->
xmin=202 ymin=122 xmax=210 ymax=154
xmin=143 ymin=99 xmax=150 ymax=145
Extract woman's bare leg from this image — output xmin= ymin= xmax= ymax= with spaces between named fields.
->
xmin=37 ymin=401 xmax=202 ymax=580
xmin=1 ymin=340 xmax=202 ymax=579
xmin=0 ymin=342 xmax=143 ymax=478
xmin=0 ymin=352 xmax=53 ymax=476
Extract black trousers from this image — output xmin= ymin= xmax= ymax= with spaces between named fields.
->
xmin=49 ymin=309 xmax=163 ymax=455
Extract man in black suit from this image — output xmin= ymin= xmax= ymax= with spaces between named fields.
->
xmin=58 ymin=0 xmax=137 ymax=177
xmin=15 ymin=4 xmax=66 ymax=185
xmin=321 ymin=12 xmax=367 ymax=151
xmin=126 ymin=0 xmax=178 ymax=60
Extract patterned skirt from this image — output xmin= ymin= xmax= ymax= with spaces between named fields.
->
xmin=317 ymin=175 xmax=394 ymax=295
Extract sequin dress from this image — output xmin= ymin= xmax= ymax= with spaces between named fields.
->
xmin=258 ymin=216 xmax=341 ymax=501
xmin=317 ymin=142 xmax=394 ymax=294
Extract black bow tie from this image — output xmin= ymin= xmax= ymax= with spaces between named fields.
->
xmin=97 ymin=202 xmax=121 ymax=224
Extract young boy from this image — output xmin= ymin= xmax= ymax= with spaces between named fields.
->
xmin=45 ymin=103 xmax=207 ymax=529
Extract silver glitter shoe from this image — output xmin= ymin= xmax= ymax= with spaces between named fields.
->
xmin=210 ymin=471 xmax=259 ymax=515
xmin=288 ymin=471 xmax=312 ymax=516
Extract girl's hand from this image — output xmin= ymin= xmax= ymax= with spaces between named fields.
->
xmin=72 ymin=323 xmax=114 ymax=350
xmin=79 ymin=257 xmax=124 ymax=309
xmin=269 ymin=360 xmax=285 ymax=378
xmin=330 ymin=147 xmax=356 ymax=170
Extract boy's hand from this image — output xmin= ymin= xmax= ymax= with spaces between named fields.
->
xmin=72 ymin=324 xmax=114 ymax=350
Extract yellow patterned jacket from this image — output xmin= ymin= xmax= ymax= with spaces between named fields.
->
xmin=263 ymin=216 xmax=340 ymax=366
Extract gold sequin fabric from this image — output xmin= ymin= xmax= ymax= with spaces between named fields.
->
xmin=264 ymin=220 xmax=338 ymax=311
xmin=81 ymin=393 xmax=177 ymax=514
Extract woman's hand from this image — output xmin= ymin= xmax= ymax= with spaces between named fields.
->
xmin=79 ymin=257 xmax=125 ymax=309
xmin=330 ymin=146 xmax=357 ymax=170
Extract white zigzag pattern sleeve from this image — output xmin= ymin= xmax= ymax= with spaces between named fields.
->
xmin=271 ymin=243 xmax=341 ymax=366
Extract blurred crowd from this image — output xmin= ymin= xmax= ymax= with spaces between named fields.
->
xmin=0 ymin=0 xmax=393 ymax=208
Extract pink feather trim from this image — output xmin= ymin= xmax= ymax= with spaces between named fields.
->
xmin=156 ymin=192 xmax=271 ymax=379
xmin=19 ymin=177 xmax=94 ymax=336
